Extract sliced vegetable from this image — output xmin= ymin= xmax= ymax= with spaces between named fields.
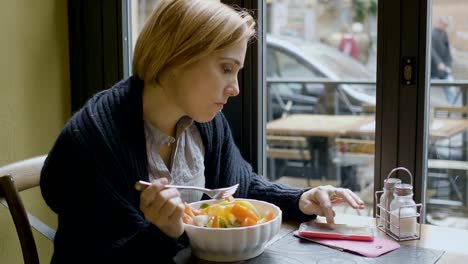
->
xmin=199 ymin=203 xmax=210 ymax=209
xmin=231 ymin=204 xmax=259 ymax=222
xmin=219 ymin=217 xmax=228 ymax=228
xmin=182 ymin=214 xmax=194 ymax=225
xmin=184 ymin=202 xmax=195 ymax=217
xmin=241 ymin=217 xmax=257 ymax=227
xmin=263 ymin=210 xmax=275 ymax=222
xmin=211 ymin=216 xmax=219 ymax=228
xmin=258 ymin=210 xmax=275 ymax=224
xmin=186 ymin=199 xmax=274 ymax=228
xmin=233 ymin=200 xmax=260 ymax=217
xmin=193 ymin=215 xmax=209 ymax=227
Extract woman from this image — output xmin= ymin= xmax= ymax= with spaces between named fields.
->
xmin=40 ymin=0 xmax=364 ymax=263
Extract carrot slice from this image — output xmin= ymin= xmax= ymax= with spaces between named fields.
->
xmin=241 ymin=217 xmax=257 ymax=227
xmin=183 ymin=202 xmax=195 ymax=217
xmin=231 ymin=204 xmax=259 ymax=222
xmin=211 ymin=216 xmax=219 ymax=228
xmin=183 ymin=214 xmax=194 ymax=225
xmin=263 ymin=210 xmax=275 ymax=223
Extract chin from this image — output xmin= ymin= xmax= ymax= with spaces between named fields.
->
xmin=193 ymin=112 xmax=218 ymax=123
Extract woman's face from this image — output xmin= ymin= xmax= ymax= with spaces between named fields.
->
xmin=167 ymin=39 xmax=248 ymax=123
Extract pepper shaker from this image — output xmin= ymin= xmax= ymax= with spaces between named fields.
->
xmin=378 ymin=178 xmax=402 ymax=230
xmin=390 ymin=183 xmax=417 ymax=238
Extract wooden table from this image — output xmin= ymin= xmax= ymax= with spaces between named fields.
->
xmin=267 ymin=114 xmax=373 ymax=137
xmin=176 ymin=214 xmax=468 ymax=263
xmin=266 ymin=114 xmax=468 ymax=206
xmin=266 ymin=114 xmax=468 ymax=140
xmin=266 ymin=115 xmax=376 ymax=179
xmin=278 ymin=214 xmax=468 ymax=263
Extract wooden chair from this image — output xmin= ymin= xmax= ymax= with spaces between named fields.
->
xmin=335 ymin=138 xmax=375 ymax=155
xmin=0 ymin=155 xmax=55 ymax=264
xmin=333 ymin=137 xmax=375 ymax=201
xmin=334 ymin=138 xmax=375 ymax=216
xmin=267 ymin=135 xmax=311 ymax=160
xmin=266 ymin=135 xmax=313 ymax=185
xmin=431 ymin=106 xmax=468 ymax=159
xmin=432 ymin=106 xmax=468 ymax=119
xmin=428 ymin=107 xmax=468 ymax=208
xmin=361 ymin=104 xmax=376 ymax=115
xmin=427 ymin=159 xmax=468 ymax=208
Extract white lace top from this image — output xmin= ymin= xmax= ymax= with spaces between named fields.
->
xmin=144 ymin=117 xmax=205 ymax=203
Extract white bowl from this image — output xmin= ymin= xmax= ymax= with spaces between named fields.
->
xmin=184 ymin=198 xmax=282 ymax=262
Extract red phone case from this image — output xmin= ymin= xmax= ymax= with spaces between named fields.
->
xmin=298 ymin=221 xmax=374 ymax=241
xmin=294 ymin=231 xmax=400 ymax=257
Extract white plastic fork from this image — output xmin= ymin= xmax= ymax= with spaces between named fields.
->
xmin=134 ymin=180 xmax=239 ymax=200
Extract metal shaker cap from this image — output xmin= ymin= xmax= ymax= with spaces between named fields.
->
xmin=395 ymin=183 xmax=413 ymax=196
xmin=384 ymin=178 xmax=402 ymax=189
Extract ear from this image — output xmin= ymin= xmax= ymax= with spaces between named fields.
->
xmin=169 ymin=64 xmax=185 ymax=78
xmin=158 ymin=66 xmax=177 ymax=85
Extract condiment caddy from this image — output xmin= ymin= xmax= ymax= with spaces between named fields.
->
xmin=375 ymin=167 xmax=422 ymax=241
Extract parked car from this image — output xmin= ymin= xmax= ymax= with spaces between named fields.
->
xmin=266 ymin=34 xmax=376 ymax=120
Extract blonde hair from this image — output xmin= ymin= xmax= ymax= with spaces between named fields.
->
xmin=132 ymin=0 xmax=256 ymax=83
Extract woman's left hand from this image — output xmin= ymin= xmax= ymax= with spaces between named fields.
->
xmin=299 ymin=185 xmax=365 ymax=224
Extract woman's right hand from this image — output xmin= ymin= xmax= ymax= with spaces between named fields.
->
xmin=139 ymin=177 xmax=185 ymax=239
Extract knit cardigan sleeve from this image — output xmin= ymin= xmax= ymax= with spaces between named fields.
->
xmin=199 ymin=113 xmax=315 ymax=222
xmin=40 ymin=103 xmax=187 ymax=263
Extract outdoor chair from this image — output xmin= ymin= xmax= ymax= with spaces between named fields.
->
xmin=427 ymin=106 xmax=468 ymax=208
xmin=266 ymin=135 xmax=313 ymax=185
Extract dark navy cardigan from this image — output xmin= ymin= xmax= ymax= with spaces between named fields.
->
xmin=40 ymin=77 xmax=312 ymax=263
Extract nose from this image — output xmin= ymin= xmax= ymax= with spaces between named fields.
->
xmin=225 ymin=78 xmax=240 ymax=97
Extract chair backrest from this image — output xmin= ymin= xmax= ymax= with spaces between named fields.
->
xmin=361 ymin=104 xmax=376 ymax=115
xmin=433 ymin=106 xmax=468 ymax=119
xmin=266 ymin=135 xmax=311 ymax=160
xmin=0 ymin=155 xmax=50 ymax=264
xmin=335 ymin=138 xmax=375 ymax=155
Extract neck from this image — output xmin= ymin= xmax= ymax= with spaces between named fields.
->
xmin=142 ymin=81 xmax=183 ymax=137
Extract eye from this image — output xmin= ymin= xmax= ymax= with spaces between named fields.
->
xmin=222 ymin=64 xmax=233 ymax=74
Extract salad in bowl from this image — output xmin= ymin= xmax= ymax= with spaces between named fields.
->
xmin=182 ymin=198 xmax=282 ymax=262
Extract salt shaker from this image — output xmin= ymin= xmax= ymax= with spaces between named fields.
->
xmin=390 ymin=183 xmax=417 ymax=238
xmin=378 ymin=178 xmax=402 ymax=230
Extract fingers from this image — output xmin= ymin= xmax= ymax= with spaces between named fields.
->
xmin=139 ymin=177 xmax=184 ymax=221
xmin=141 ymin=188 xmax=181 ymax=215
xmin=348 ymin=190 xmax=365 ymax=209
xmin=299 ymin=185 xmax=365 ymax=224
xmin=137 ymin=178 xmax=185 ymax=239
xmin=334 ymin=188 xmax=365 ymax=209
xmin=159 ymin=196 xmax=184 ymax=220
xmin=167 ymin=200 xmax=185 ymax=222
xmin=335 ymin=189 xmax=358 ymax=208
xmin=316 ymin=188 xmax=335 ymax=224
xmin=139 ymin=178 xmax=169 ymax=210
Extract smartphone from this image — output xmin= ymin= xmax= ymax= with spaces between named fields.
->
xmin=298 ymin=221 xmax=374 ymax=241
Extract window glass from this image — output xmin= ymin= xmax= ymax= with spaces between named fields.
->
xmin=265 ymin=0 xmax=377 ymax=217
xmin=130 ymin=0 xmax=220 ymax=50
xmin=426 ymin=0 xmax=468 ymax=230
xmin=272 ymin=48 xmax=322 ymax=77
xmin=127 ymin=0 xmax=468 ymax=231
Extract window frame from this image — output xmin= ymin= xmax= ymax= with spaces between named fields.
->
xmin=220 ymin=0 xmax=265 ymax=175
xmin=68 ymin=0 xmax=128 ymax=113
xmin=375 ymin=0 xmax=430 ymax=213
xmin=68 ymin=1 xmax=432 ymax=220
